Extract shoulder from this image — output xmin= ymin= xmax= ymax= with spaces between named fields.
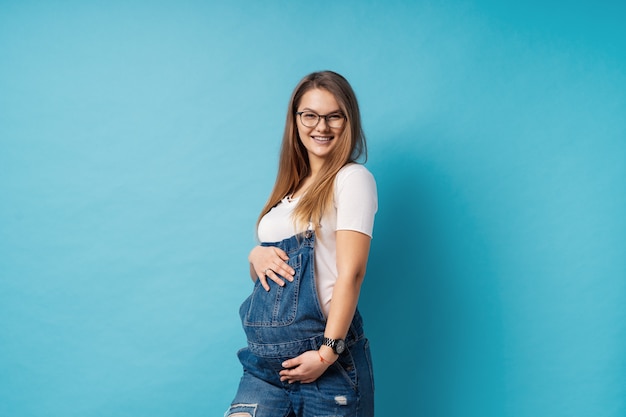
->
xmin=333 ymin=163 xmax=378 ymax=236
xmin=334 ymin=163 xmax=377 ymax=200
xmin=336 ymin=163 xmax=376 ymax=185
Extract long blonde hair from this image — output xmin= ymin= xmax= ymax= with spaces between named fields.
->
xmin=257 ymin=71 xmax=367 ymax=231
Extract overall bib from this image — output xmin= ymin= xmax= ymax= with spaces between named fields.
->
xmin=226 ymin=231 xmax=374 ymax=417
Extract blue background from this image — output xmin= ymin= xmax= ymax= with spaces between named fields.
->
xmin=1 ymin=1 xmax=624 ymax=416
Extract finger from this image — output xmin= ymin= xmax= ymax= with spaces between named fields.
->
xmin=271 ymin=259 xmax=295 ymax=280
xmin=280 ymin=261 xmax=296 ymax=280
xmin=258 ymin=274 xmax=270 ymax=292
xmin=279 ymin=370 xmax=298 ymax=383
xmin=279 ymin=369 xmax=294 ymax=382
xmin=264 ymin=252 xmax=294 ymax=280
xmin=273 ymin=248 xmax=290 ymax=261
xmin=266 ymin=269 xmax=285 ymax=287
xmin=272 ymin=265 xmax=295 ymax=282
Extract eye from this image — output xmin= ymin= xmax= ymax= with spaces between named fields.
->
xmin=327 ymin=113 xmax=344 ymax=121
xmin=302 ymin=112 xmax=318 ymax=121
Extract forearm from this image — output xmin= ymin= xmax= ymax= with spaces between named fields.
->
xmin=319 ymin=273 xmax=364 ymax=360
xmin=324 ymin=276 xmax=363 ymax=339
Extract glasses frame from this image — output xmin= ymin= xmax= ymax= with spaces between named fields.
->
xmin=296 ymin=111 xmax=346 ymax=128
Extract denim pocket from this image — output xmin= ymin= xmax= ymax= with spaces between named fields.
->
xmin=334 ymin=347 xmax=359 ymax=390
xmin=241 ymin=254 xmax=302 ymax=327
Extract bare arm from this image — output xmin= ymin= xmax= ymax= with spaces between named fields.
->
xmin=280 ymin=229 xmax=371 ymax=383
xmin=322 ymin=229 xmax=371 ymax=349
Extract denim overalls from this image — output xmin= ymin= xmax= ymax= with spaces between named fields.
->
xmin=225 ymin=230 xmax=375 ymax=417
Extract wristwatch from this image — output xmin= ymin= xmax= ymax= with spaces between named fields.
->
xmin=322 ymin=337 xmax=346 ymax=355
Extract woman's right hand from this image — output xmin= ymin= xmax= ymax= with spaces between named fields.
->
xmin=248 ymin=245 xmax=295 ymax=291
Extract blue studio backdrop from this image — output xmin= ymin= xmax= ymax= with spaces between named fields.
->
xmin=1 ymin=1 xmax=624 ymax=416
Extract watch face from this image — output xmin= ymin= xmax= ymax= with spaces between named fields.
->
xmin=335 ymin=339 xmax=346 ymax=354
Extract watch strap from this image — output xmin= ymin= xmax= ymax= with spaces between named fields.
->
xmin=322 ymin=337 xmax=345 ymax=354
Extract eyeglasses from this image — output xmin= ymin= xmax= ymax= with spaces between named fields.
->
xmin=296 ymin=111 xmax=346 ymax=128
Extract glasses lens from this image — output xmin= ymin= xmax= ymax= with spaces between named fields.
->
xmin=300 ymin=112 xmax=319 ymax=127
xmin=327 ymin=114 xmax=345 ymax=128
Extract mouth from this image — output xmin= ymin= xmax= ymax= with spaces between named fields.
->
xmin=311 ymin=135 xmax=334 ymax=143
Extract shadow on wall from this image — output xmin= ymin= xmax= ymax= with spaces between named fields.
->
xmin=359 ymin=139 xmax=506 ymax=416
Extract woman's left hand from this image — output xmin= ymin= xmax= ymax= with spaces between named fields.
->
xmin=279 ymin=351 xmax=331 ymax=384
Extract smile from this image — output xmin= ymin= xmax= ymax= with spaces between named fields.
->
xmin=312 ymin=136 xmax=333 ymax=142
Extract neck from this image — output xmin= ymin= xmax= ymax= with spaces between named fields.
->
xmin=308 ymin=157 xmax=323 ymax=178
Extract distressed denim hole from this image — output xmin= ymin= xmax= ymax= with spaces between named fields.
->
xmin=225 ymin=403 xmax=256 ymax=417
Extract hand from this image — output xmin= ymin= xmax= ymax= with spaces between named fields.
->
xmin=249 ymin=245 xmax=295 ymax=291
xmin=279 ymin=350 xmax=332 ymax=384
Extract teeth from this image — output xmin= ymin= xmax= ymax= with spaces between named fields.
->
xmin=312 ymin=136 xmax=332 ymax=142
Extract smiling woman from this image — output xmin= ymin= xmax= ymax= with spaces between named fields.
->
xmin=225 ymin=71 xmax=378 ymax=417
xmin=1 ymin=1 xmax=623 ymax=415
xmin=295 ymin=89 xmax=346 ymax=167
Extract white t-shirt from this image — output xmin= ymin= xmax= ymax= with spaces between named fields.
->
xmin=257 ymin=163 xmax=378 ymax=316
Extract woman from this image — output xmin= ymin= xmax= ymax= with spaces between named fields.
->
xmin=226 ymin=71 xmax=377 ymax=417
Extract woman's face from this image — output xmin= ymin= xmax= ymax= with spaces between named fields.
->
xmin=295 ymin=88 xmax=345 ymax=169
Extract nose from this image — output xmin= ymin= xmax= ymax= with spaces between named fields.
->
xmin=315 ymin=117 xmax=330 ymax=131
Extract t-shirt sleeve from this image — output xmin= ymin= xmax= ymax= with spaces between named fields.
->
xmin=334 ymin=164 xmax=378 ymax=237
